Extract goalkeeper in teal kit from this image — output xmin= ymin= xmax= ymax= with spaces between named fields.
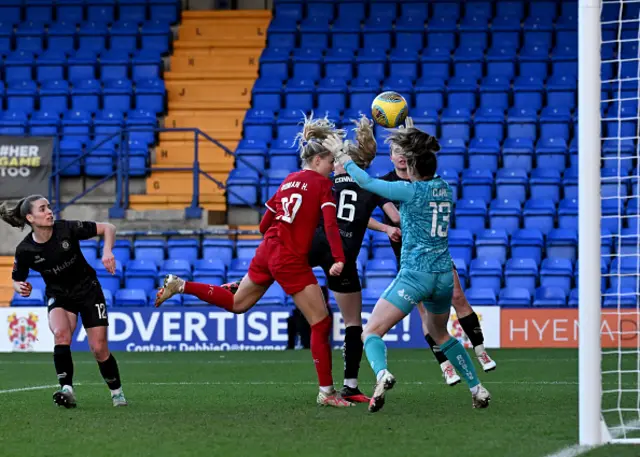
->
xmin=323 ymin=129 xmax=491 ymax=413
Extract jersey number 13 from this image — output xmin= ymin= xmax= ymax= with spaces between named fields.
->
xmin=429 ymin=202 xmax=450 ymax=237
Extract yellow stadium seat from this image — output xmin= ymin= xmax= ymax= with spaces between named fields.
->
xmin=168 ymin=48 xmax=262 ymax=79
xmin=165 ymin=80 xmax=254 ymax=110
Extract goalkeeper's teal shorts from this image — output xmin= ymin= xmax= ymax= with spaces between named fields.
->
xmin=381 ymin=269 xmax=454 ymax=315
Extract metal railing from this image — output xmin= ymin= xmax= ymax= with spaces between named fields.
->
xmin=48 ymin=127 xmax=266 ymax=219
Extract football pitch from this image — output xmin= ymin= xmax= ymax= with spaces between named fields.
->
xmin=0 ymin=349 xmax=637 ymax=457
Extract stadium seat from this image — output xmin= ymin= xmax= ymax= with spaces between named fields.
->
xmin=125 ymin=259 xmax=159 ymax=291
xmin=533 ymin=287 xmax=567 ymax=307
xmin=499 ymin=288 xmax=532 ymax=307
xmin=12 ymin=289 xmax=46 ymax=307
xmin=546 ymin=229 xmax=578 ymax=262
xmin=115 ymin=289 xmax=148 ymax=307
xmin=540 ymin=258 xmax=574 ymax=294
xmin=134 ymin=239 xmax=166 ymax=262
xmin=469 ymin=258 xmax=503 ymax=294
xmin=475 ymin=229 xmax=509 ymax=265
xmin=465 ymin=288 xmax=498 ymax=306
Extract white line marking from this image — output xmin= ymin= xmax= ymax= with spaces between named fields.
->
xmin=542 ymin=419 xmax=640 ymax=457
xmin=0 ymin=380 xmax=581 ymax=394
xmin=0 ymin=384 xmax=58 ymax=394
xmin=0 ymin=357 xmax=578 ymax=365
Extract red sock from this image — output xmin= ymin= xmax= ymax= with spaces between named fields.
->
xmin=310 ymin=315 xmax=333 ymax=388
xmin=183 ymin=281 xmax=234 ymax=311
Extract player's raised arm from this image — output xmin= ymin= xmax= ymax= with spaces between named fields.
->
xmin=259 ymin=199 xmax=277 ymax=234
xmin=323 ymin=135 xmax=416 ymax=202
xmin=319 ymin=181 xmax=345 ymax=270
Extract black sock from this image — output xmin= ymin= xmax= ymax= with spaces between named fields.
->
xmin=458 ymin=312 xmax=484 ymax=348
xmin=53 ymin=345 xmax=74 ymax=387
xmin=343 ymin=325 xmax=363 ymax=382
xmin=425 ymin=334 xmax=448 ymax=364
xmin=98 ymin=353 xmax=122 ymax=391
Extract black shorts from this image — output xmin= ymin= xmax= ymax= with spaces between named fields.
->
xmin=309 ymin=236 xmax=362 ymax=294
xmin=47 ymin=280 xmax=109 ymax=329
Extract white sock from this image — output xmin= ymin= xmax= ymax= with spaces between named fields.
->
xmin=319 ymin=385 xmax=334 ymax=395
xmin=474 ymin=344 xmax=486 ymax=357
xmin=62 ymin=384 xmax=73 ymax=393
xmin=344 ymin=378 xmax=358 ymax=389
xmin=110 ymin=387 xmax=122 ymax=396
xmin=376 ymin=369 xmax=388 ymax=382
xmin=470 ymin=384 xmax=481 ymax=395
xmin=440 ymin=360 xmax=453 ymax=372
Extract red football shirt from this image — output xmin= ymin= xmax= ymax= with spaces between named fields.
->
xmin=264 ymin=169 xmax=344 ymax=262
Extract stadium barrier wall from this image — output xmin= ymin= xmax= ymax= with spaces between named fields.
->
xmin=1 ymin=306 xmax=501 ymax=352
xmin=5 ymin=306 xmax=635 ymax=353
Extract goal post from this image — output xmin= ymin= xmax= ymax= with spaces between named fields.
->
xmin=578 ymin=0 xmax=604 ymax=447
xmin=580 ymin=0 xmax=640 ymax=445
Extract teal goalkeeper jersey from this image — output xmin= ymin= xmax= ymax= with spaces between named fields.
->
xmin=344 ymin=161 xmax=454 ymax=273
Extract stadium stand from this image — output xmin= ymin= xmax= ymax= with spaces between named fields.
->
xmin=7 ymin=0 xmax=633 ymax=311
xmin=129 ymin=9 xmax=271 ymax=212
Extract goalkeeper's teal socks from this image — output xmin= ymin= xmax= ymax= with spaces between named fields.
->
xmin=441 ymin=336 xmax=480 ymax=389
xmin=364 ymin=334 xmax=388 ymax=380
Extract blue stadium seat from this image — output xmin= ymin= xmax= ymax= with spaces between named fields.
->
xmin=167 ymin=238 xmax=199 ymax=262
xmin=158 ymin=259 xmax=192 ymax=285
xmin=0 ymin=1 xmax=22 ymax=25
xmin=495 ymin=168 xmax=528 ymax=203
xmin=36 ymin=50 xmax=67 ymax=83
xmin=70 ymin=79 xmax=101 ymax=112
xmin=499 ymin=288 xmax=532 ymax=307
xmin=468 ymin=138 xmax=500 ymax=171
xmin=441 ymin=107 xmax=472 ymax=141
xmin=523 ymin=199 xmax=556 ymax=235
xmin=47 ymin=21 xmax=75 ymax=53
xmin=449 ymin=229 xmax=474 ymax=266
xmin=134 ymin=239 xmax=165 ymax=262
xmin=103 ymin=79 xmax=133 ymax=113
xmin=80 ymin=239 xmax=99 ymax=262
xmin=110 ymin=21 xmax=139 ymax=53
xmin=193 ymin=258 xmax=226 ymax=286
xmin=511 ymin=228 xmax=544 ymax=265
xmin=29 ymin=111 xmax=60 ymax=136
xmin=557 ymin=198 xmax=578 ymax=230
xmin=455 ymin=199 xmax=487 ymax=234
xmin=462 ymin=169 xmax=493 ymax=203
xmin=529 ymin=168 xmax=562 ymax=203
xmin=469 ymin=258 xmax=503 ymax=293
xmin=108 ymin=239 xmax=132 ymax=264
xmin=141 ymin=20 xmax=171 ymax=54
xmin=546 ymin=229 xmax=578 ymax=262
xmin=118 ymin=0 xmax=147 ymax=22
xmin=540 ymin=258 xmax=574 ymax=294
xmin=94 ymin=259 xmax=124 ymax=294
xmin=609 ymin=257 xmax=640 ymax=292
xmin=12 ymin=289 xmax=46 ymax=307
xmin=125 ymin=259 xmax=159 ymax=291
xmin=505 ymin=258 xmax=539 ymax=294
xmin=488 ymin=199 xmax=521 ymax=235
xmin=568 ymin=288 xmax=579 ymax=307
xmin=149 ymin=0 xmax=180 ymax=24
xmin=476 ymin=229 xmax=509 ymax=265
xmin=5 ymin=51 xmax=35 ymax=83
xmin=502 ymin=137 xmax=534 ymax=172
xmin=535 ymin=137 xmax=568 ymax=172
xmin=227 ymin=169 xmax=260 ymax=206
xmin=62 ymin=110 xmax=92 ymax=144
xmin=116 ymin=289 xmax=148 ymax=307
xmin=533 ymin=287 xmax=567 ymax=307
xmin=465 ymin=288 xmax=497 ymax=306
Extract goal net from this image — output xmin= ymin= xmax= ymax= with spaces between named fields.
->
xmin=581 ymin=0 xmax=640 ymax=445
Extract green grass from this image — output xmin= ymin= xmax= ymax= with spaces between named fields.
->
xmin=0 ymin=349 xmax=638 ymax=457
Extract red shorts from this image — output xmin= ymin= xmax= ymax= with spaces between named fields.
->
xmin=248 ymin=237 xmax=318 ymax=296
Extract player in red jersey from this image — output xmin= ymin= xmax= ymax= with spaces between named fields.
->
xmin=155 ymin=115 xmax=353 ymax=408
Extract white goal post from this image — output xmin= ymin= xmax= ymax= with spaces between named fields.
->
xmin=579 ymin=0 xmax=640 ymax=445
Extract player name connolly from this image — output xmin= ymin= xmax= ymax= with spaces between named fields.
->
xmin=334 ymin=176 xmax=354 ymax=184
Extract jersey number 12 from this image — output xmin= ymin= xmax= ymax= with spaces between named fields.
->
xmin=277 ymin=193 xmax=303 ymax=223
xmin=429 ymin=202 xmax=450 ymax=237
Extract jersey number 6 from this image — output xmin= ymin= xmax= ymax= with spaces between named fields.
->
xmin=429 ymin=201 xmax=450 ymax=237
xmin=277 ymin=193 xmax=303 ymax=223
xmin=337 ymin=190 xmax=357 ymax=222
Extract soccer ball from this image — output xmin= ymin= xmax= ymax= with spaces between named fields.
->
xmin=371 ymin=91 xmax=409 ymax=128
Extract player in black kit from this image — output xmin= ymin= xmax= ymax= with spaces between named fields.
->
xmin=1 ymin=195 xmax=127 ymax=408
xmin=308 ymin=116 xmax=402 ymax=403
xmin=380 ymin=118 xmax=497 ymax=386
